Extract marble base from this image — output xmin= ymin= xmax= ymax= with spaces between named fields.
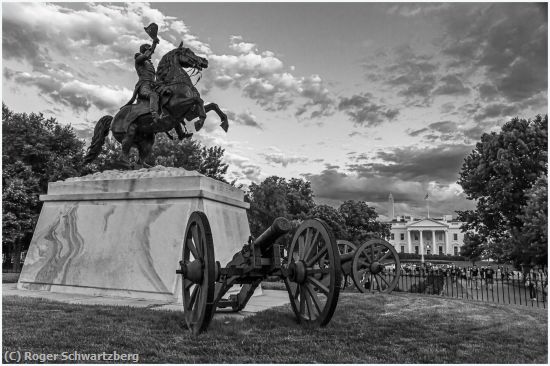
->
xmin=18 ymin=167 xmax=252 ymax=302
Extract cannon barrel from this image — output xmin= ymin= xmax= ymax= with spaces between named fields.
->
xmin=254 ymin=217 xmax=292 ymax=253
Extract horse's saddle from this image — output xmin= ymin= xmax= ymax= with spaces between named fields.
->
xmin=111 ymin=100 xmax=150 ymax=134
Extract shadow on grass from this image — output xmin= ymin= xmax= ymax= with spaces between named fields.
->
xmin=2 ymin=292 xmax=547 ymax=363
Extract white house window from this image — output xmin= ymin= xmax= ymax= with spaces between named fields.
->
xmin=400 ymin=233 xmax=405 ymax=240
xmin=453 ymin=233 xmax=458 ymax=241
xmin=391 ymin=233 xmax=395 ymax=240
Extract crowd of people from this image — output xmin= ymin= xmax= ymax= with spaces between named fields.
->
xmin=396 ymin=262 xmax=548 ymax=300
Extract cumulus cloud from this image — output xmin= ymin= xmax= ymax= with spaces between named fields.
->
xmin=226 ymin=110 xmax=263 ymax=129
xmin=2 ymin=2 xmax=214 ymax=114
xmin=4 ymin=67 xmax=130 ymax=113
xmin=338 ymin=93 xmax=399 ymax=127
xmin=209 ymin=36 xmax=336 ymax=117
xmin=224 ymin=152 xmax=262 ymax=183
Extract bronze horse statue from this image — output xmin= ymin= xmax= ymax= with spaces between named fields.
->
xmin=83 ymin=42 xmax=228 ymax=169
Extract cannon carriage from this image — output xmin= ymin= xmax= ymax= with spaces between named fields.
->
xmin=178 ymin=212 xmax=342 ymax=335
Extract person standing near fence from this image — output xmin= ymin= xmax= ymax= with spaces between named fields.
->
xmin=471 ymin=265 xmax=480 ymax=290
xmin=485 ymin=266 xmax=495 ymax=290
xmin=527 ymin=268 xmax=537 ymax=300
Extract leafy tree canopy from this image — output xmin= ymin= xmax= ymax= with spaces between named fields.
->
xmin=457 ymin=115 xmax=548 ymax=266
xmin=247 ymin=176 xmax=315 ymax=237
xmin=338 ymin=200 xmax=391 ymax=244
xmin=88 ymin=133 xmax=229 ymax=182
xmin=307 ymin=204 xmax=347 ymax=240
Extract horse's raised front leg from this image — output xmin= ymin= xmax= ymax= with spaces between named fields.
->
xmin=204 ymin=103 xmax=228 ymax=132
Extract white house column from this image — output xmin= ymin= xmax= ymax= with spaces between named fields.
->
xmin=432 ymin=230 xmax=436 ymax=255
xmin=407 ymin=230 xmax=412 ymax=254
xmin=420 ymin=230 xmax=424 ymax=263
xmin=445 ymin=230 xmax=450 ymax=255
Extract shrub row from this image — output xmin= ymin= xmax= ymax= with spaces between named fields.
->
xmin=397 ymin=253 xmax=468 ymax=261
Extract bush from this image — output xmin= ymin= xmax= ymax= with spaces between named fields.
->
xmin=398 ymin=253 xmax=468 ymax=261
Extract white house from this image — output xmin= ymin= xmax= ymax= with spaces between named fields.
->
xmin=384 ymin=215 xmax=465 ymax=255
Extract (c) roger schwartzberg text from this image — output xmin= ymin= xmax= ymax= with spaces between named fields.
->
xmin=4 ymin=350 xmax=140 ymax=363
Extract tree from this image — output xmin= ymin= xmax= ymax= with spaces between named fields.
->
xmin=510 ymin=174 xmax=548 ymax=266
xmin=286 ymin=178 xmax=315 ymax=219
xmin=2 ymin=104 xmax=86 ymax=269
xmin=198 ymin=146 xmax=229 ymax=183
xmin=457 ymin=115 xmax=547 ymax=266
xmin=247 ymin=176 xmax=315 ymax=237
xmin=307 ymin=205 xmax=347 ymax=240
xmin=338 ymin=200 xmax=391 ymax=244
xmin=88 ymin=133 xmax=229 ymax=182
xmin=460 ymin=232 xmax=485 ymax=265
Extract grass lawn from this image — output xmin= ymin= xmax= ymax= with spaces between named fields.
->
xmin=3 ymin=292 xmax=547 ymax=363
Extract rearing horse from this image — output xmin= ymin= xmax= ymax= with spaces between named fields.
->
xmin=84 ymin=42 xmax=228 ymax=169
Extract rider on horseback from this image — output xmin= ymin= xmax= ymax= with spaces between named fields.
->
xmin=126 ymin=38 xmax=161 ymax=125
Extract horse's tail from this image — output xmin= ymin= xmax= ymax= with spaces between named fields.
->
xmin=83 ymin=115 xmax=113 ymax=165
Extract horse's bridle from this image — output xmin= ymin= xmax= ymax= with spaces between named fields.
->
xmin=180 ymin=49 xmax=204 ymax=85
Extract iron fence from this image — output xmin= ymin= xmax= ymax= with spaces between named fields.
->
xmin=388 ymin=270 xmax=547 ymax=309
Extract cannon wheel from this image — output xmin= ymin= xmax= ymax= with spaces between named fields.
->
xmin=337 ymin=240 xmax=356 ymax=290
xmin=352 ymin=238 xmax=401 ymax=294
xmin=180 ymin=211 xmax=216 ymax=335
xmin=284 ymin=219 xmax=341 ymax=326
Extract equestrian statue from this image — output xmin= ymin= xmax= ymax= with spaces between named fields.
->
xmin=83 ymin=23 xmax=228 ymax=169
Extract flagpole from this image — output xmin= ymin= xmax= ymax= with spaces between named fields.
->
xmin=427 ymin=198 xmax=430 ymax=218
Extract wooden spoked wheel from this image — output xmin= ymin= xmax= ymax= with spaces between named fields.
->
xmin=284 ymin=219 xmax=341 ymax=326
xmin=180 ymin=211 xmax=216 ymax=335
xmin=352 ymin=238 xmax=401 ymax=294
xmin=337 ymin=240 xmax=357 ymax=290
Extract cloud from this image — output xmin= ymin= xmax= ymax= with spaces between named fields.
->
xmin=228 ymin=35 xmax=256 ymax=54
xmin=224 ymin=152 xmax=262 ymax=183
xmin=305 ymin=167 xmax=474 ymax=218
xmin=338 ymin=93 xmax=399 ymax=127
xmin=473 ymin=103 xmax=520 ymax=122
xmin=433 ymin=75 xmax=470 ymax=96
xmin=382 ymin=47 xmax=439 ymax=104
xmin=349 ymin=144 xmax=473 ymax=184
xmin=387 ymin=3 xmax=451 ymax=18
xmin=262 ymin=152 xmax=308 ymax=167
xmin=407 ymin=121 xmax=461 ymax=141
xmin=305 ymin=143 xmax=476 ymax=217
xmin=2 ymin=2 xmax=213 ymax=114
xmin=209 ymin=37 xmax=337 ymax=117
xmin=226 ymin=110 xmax=263 ymax=129
xmin=438 ymin=3 xmax=547 ymax=104
xmin=4 ymin=67 xmax=131 ymax=113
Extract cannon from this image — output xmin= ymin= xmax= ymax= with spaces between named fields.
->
xmin=337 ymin=239 xmax=401 ymax=293
xmin=178 ymin=212 xmax=341 ymax=335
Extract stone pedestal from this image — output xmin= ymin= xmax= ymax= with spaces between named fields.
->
xmin=17 ymin=167 xmax=251 ymax=302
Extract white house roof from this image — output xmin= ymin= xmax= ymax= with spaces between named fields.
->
xmin=405 ymin=218 xmax=449 ymax=228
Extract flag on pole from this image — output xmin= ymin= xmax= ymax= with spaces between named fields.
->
xmin=424 ymin=192 xmax=429 ymax=200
